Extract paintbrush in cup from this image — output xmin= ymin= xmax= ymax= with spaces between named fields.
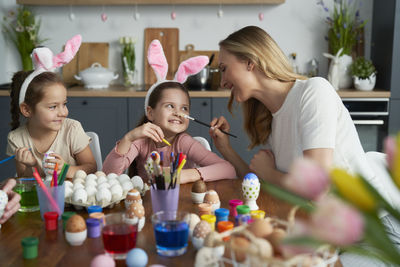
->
xmin=175 ymin=113 xmax=237 ymax=138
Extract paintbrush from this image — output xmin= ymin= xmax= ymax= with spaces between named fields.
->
xmin=175 ymin=113 xmax=237 ymax=138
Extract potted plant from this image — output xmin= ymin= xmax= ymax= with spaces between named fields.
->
xmin=350 ymin=57 xmax=377 ymax=91
xmin=2 ymin=7 xmax=47 ymax=71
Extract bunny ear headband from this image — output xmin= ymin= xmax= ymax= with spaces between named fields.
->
xmin=144 ymin=39 xmax=209 ymax=115
xmin=19 ymin=34 xmax=82 ymax=105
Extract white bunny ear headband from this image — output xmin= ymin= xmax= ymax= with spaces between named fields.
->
xmin=144 ymin=39 xmax=209 ymax=115
xmin=19 ymin=34 xmax=82 ymax=105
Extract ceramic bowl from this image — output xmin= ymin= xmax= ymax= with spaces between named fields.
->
xmin=74 ymin=63 xmax=118 ymax=89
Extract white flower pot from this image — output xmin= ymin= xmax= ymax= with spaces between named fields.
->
xmin=353 ymin=73 xmax=376 ymax=91
xmin=338 ymin=54 xmax=353 ymax=89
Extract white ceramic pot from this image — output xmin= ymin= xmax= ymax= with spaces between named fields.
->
xmin=353 ymin=73 xmax=376 ymax=91
xmin=338 ymin=54 xmax=353 ymax=89
xmin=74 ymin=62 xmax=119 ymax=89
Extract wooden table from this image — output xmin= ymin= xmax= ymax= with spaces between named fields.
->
xmin=0 ymin=179 xmax=337 ymax=267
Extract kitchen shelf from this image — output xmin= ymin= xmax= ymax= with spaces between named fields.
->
xmin=17 ymin=0 xmax=284 ymax=5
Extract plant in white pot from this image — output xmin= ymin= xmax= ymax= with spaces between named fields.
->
xmin=350 ymin=57 xmax=377 ymax=91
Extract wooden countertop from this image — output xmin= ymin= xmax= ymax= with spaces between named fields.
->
xmin=0 ymin=84 xmax=391 ymax=98
xmin=0 ymin=178 xmax=342 ymax=267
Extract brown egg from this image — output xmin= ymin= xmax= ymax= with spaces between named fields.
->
xmin=126 ymin=189 xmax=141 ymax=202
xmin=66 ymin=215 xmax=86 ymax=233
xmin=203 ymin=190 xmax=220 ymax=204
xmin=229 ymin=236 xmax=250 ymax=262
xmin=192 ymin=180 xmax=207 ymax=193
xmin=248 ymin=219 xmax=273 ymax=238
xmin=193 ymin=220 xmax=212 ymax=239
xmin=265 ymin=228 xmax=286 ymax=256
xmin=126 ymin=202 xmax=145 ymax=219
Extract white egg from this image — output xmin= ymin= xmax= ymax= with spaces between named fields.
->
xmin=95 ymin=171 xmax=106 ymax=178
xmin=110 ymin=184 xmax=123 ymax=201
xmin=0 ymin=190 xmax=9 ymax=213
xmin=85 ymin=179 xmax=97 ymax=188
xmin=96 ymin=188 xmax=111 ymax=203
xmin=73 ymin=178 xmax=85 ymax=185
xmin=131 ymin=176 xmax=144 ymax=191
xmin=97 ymin=176 xmax=107 ymax=185
xmin=86 ymin=173 xmax=97 ymax=180
xmin=122 ymin=181 xmax=134 ymax=193
xmin=85 ymin=185 xmax=97 ymax=198
xmin=108 ymin=178 xmax=119 ymax=187
xmin=118 ymin=174 xmax=131 ymax=184
xmin=97 ymin=182 xmax=111 ymax=190
xmin=73 ymin=183 xmax=84 ymax=190
xmin=72 ymin=188 xmax=87 ymax=203
xmin=64 ymin=180 xmax=73 ymax=188
xmin=65 ymin=186 xmax=73 ymax=199
xmin=107 ymin=173 xmax=118 ymax=180
xmin=74 ymin=170 xmax=87 ymax=180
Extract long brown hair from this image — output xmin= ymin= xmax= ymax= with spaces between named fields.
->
xmin=220 ymin=26 xmax=307 ymax=149
xmin=10 ymin=71 xmax=64 ymax=130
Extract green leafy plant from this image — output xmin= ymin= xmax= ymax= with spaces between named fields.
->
xmin=317 ymin=0 xmax=366 ymax=56
xmin=2 ymin=7 xmax=47 ymax=71
xmin=350 ymin=57 xmax=376 ymax=79
xmin=120 ymin=36 xmax=136 ymax=86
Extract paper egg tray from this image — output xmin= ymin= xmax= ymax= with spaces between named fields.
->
xmin=65 ymin=184 xmax=149 ymax=209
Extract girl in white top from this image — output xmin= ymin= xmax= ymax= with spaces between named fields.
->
xmin=6 ymin=37 xmax=96 ymax=179
xmin=210 ymin=26 xmax=399 ymax=266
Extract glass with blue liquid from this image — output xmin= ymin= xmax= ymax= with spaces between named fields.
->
xmin=152 ymin=211 xmax=190 ymax=257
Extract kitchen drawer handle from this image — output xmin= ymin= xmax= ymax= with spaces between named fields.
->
xmin=82 ymin=100 xmax=88 ymax=105
xmin=352 ymin=120 xmax=384 ymax=125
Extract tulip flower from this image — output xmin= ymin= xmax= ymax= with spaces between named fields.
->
xmin=283 ymin=158 xmax=330 ymax=200
xmin=384 ymin=134 xmax=400 ymax=189
xmin=330 ymin=169 xmax=376 ymax=211
xmin=310 ymin=195 xmax=364 ymax=246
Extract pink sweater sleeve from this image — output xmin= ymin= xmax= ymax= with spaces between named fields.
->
xmin=179 ymin=134 xmax=237 ymax=181
xmin=102 ymin=141 xmax=140 ymax=175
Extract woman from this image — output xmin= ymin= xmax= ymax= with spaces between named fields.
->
xmin=210 ymin=25 xmax=399 ymax=267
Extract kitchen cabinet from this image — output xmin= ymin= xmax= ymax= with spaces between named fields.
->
xmin=18 ymin=0 xmax=284 ymax=5
xmin=371 ymin=0 xmax=400 ymax=134
xmin=0 ymin=97 xmax=15 ymax=180
xmin=67 ymin=97 xmax=128 ymax=162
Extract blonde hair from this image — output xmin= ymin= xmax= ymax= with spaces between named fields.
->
xmin=219 ymin=26 xmax=307 ymax=149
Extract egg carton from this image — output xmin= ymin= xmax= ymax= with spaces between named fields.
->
xmin=65 ymin=183 xmax=149 ymax=209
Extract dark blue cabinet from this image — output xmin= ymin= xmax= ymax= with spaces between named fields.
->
xmin=0 ymin=97 xmax=15 ymax=180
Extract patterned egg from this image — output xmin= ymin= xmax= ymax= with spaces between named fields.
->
xmin=126 ymin=202 xmax=145 ymax=219
xmin=66 ymin=215 xmax=86 ymax=233
xmin=204 ymin=190 xmax=220 ymax=204
xmin=126 ymin=189 xmax=141 ymax=202
xmin=193 ymin=220 xmax=212 ymax=239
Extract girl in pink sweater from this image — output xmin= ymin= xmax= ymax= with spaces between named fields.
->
xmin=102 ymin=81 xmax=236 ymax=183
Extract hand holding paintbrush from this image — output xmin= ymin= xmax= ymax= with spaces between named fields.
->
xmin=175 ymin=113 xmax=237 ymax=138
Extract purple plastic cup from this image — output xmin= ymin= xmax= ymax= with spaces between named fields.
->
xmin=150 ymin=186 xmax=180 ymax=214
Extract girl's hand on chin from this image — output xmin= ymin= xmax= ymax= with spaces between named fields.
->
xmin=128 ymin=122 xmax=165 ymax=144
xmin=15 ymin=147 xmax=37 ymax=167
xmin=45 ymin=153 xmax=65 ymax=175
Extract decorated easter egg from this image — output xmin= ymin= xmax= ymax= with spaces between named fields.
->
xmin=126 ymin=202 xmax=145 ymax=219
xmin=204 ymin=190 xmax=219 ymax=204
xmin=126 ymin=248 xmax=148 ymax=267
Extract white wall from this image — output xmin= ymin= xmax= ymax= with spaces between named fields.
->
xmin=0 ymin=0 xmax=373 ymax=84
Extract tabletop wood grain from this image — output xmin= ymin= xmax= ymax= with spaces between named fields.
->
xmin=0 ymin=178 xmax=342 ymax=267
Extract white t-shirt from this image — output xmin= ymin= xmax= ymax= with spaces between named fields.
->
xmin=268 ymin=77 xmax=389 ymax=202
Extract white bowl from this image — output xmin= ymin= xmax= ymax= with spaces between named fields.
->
xmin=74 ymin=63 xmax=118 ymax=89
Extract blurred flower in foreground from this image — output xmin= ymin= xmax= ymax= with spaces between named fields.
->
xmin=330 ymin=168 xmax=376 ymax=211
xmin=283 ymin=158 xmax=330 ymax=200
xmin=384 ymin=133 xmax=400 ymax=189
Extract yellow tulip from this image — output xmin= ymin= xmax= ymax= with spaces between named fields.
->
xmin=392 ymin=133 xmax=400 ymax=189
xmin=330 ymin=168 xmax=376 ymax=211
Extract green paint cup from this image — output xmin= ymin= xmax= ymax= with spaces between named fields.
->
xmin=21 ymin=237 xmax=39 ymax=259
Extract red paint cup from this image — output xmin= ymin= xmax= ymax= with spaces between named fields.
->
xmin=44 ymin=211 xmax=59 ymax=231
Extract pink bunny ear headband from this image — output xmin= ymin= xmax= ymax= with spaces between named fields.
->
xmin=144 ymin=39 xmax=209 ymax=115
xmin=18 ymin=34 xmax=82 ymax=105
